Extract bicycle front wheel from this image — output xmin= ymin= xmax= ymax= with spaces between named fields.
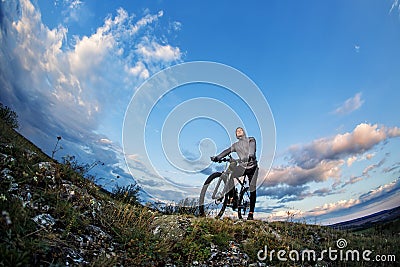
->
xmin=199 ymin=172 xmax=228 ymax=218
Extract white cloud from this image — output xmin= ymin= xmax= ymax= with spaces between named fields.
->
xmin=342 ymin=176 xmax=363 ymax=187
xmin=260 ymin=122 xmax=400 ymax=198
xmin=266 ymin=179 xmax=400 ymax=223
xmin=137 ymin=37 xmax=181 ymax=62
xmin=99 ymin=138 xmax=113 ymax=144
xmin=362 ymin=158 xmax=385 ymax=177
xmin=126 ymin=61 xmax=150 ymax=79
xmin=289 ymin=123 xmax=400 ymax=169
xmin=387 ymin=126 xmax=400 ymax=137
xmin=0 ymin=0 xmax=182 ymax=193
xmin=171 ymin=21 xmax=182 ymax=31
xmin=69 ymin=0 xmax=83 ymax=8
xmin=365 ymin=153 xmax=375 ymax=160
xmin=130 ymin=11 xmax=164 ymax=35
xmin=267 ymin=209 xmax=304 ymax=221
xmin=339 ymin=155 xmax=388 ymax=188
xmin=360 ymin=178 xmax=399 ymax=202
xmin=333 ymin=92 xmax=364 ymax=115
xmin=62 ymin=0 xmax=86 ymax=23
xmin=332 ymin=123 xmax=396 ymax=153
xmin=1 ymin=0 xmax=181 ymax=126
xmin=265 ymin=198 xmax=360 ymax=221
xmin=264 ymin=160 xmax=343 ymax=187
xmin=347 ymin=156 xmax=357 ymax=166
xmin=383 ymin=162 xmax=400 ymax=173
xmin=345 ymin=153 xmax=374 ymax=167
xmin=390 ymin=0 xmax=400 ymax=15
xmin=308 ymin=198 xmax=361 ymax=216
xmin=126 ymin=153 xmax=141 ymax=162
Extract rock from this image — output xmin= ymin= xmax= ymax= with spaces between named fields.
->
xmin=0 ymin=153 xmax=15 ymax=164
xmin=2 ymin=210 xmax=12 ymax=225
xmin=65 ymin=247 xmax=87 ymax=265
xmin=33 ymin=213 xmax=56 ymax=228
xmin=61 ymin=182 xmax=80 ymax=201
xmin=89 ymin=198 xmax=102 ymax=219
xmin=270 ymin=229 xmax=282 ymax=241
xmin=1 ymin=168 xmax=12 ymax=176
xmin=8 ymin=182 xmax=18 ymax=192
xmin=35 ymin=162 xmax=57 ymax=184
xmin=24 ymin=148 xmax=38 ymax=160
xmin=205 ymin=240 xmax=250 ymax=266
xmin=153 ymin=225 xmax=161 ymax=235
xmin=152 ymin=215 xmax=190 ymax=242
xmin=1 ymin=168 xmax=14 ymax=181
xmin=86 ymin=225 xmax=112 ymax=242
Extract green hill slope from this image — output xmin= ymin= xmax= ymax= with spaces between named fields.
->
xmin=0 ymin=119 xmax=398 ymax=266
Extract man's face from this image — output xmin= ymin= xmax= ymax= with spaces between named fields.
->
xmin=236 ymin=128 xmax=244 ymax=138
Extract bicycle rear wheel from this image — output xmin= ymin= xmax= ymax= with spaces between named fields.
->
xmin=199 ymin=172 xmax=228 ymax=218
xmin=237 ymin=186 xmax=250 ymax=219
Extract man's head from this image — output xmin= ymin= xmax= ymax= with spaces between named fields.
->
xmin=236 ymin=127 xmax=245 ymax=139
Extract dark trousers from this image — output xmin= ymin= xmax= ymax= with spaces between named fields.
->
xmin=229 ymin=164 xmax=258 ymax=213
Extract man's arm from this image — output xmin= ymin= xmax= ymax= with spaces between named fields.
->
xmin=249 ymin=137 xmax=256 ymax=159
xmin=216 ymin=146 xmax=233 ymax=160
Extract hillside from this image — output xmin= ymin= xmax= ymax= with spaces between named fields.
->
xmin=331 ymin=206 xmax=400 ymax=231
xmin=0 ymin=120 xmax=399 ymax=266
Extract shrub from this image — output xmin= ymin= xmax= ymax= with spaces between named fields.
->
xmin=112 ymin=183 xmax=141 ymax=205
xmin=0 ymin=103 xmax=19 ymax=129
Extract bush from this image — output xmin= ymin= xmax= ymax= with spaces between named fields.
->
xmin=112 ymin=183 xmax=141 ymax=205
xmin=0 ymin=103 xmax=19 ymax=129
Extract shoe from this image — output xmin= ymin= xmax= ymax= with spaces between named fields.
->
xmin=247 ymin=213 xmax=254 ymax=220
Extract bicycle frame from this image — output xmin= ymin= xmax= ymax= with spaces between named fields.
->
xmin=211 ymin=159 xmax=248 ymax=202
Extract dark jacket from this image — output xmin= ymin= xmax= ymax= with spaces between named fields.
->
xmin=216 ymin=131 xmax=257 ymax=168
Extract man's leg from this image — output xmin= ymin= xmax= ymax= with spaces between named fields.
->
xmin=247 ymin=191 xmax=256 ymax=219
xmin=247 ymin=167 xmax=258 ymax=220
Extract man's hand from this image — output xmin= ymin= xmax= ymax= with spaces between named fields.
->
xmin=211 ymin=156 xmax=219 ymax=162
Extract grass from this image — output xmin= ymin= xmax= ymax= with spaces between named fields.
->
xmin=0 ymin=117 xmax=399 ymax=266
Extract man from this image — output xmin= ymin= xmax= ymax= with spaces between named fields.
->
xmin=211 ymin=127 xmax=258 ymax=220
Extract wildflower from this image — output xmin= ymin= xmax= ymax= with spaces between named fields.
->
xmin=52 ymin=136 xmax=63 ymax=159
xmin=0 ymin=194 xmax=7 ymax=201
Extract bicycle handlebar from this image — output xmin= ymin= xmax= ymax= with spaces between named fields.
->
xmin=211 ymin=156 xmax=243 ymax=164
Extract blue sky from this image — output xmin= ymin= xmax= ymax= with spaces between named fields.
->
xmin=0 ymin=0 xmax=399 ymax=224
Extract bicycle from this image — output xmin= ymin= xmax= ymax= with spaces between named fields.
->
xmin=199 ymin=155 xmax=252 ymax=219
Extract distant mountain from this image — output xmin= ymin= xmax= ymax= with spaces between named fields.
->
xmin=330 ymin=206 xmax=400 ymax=231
